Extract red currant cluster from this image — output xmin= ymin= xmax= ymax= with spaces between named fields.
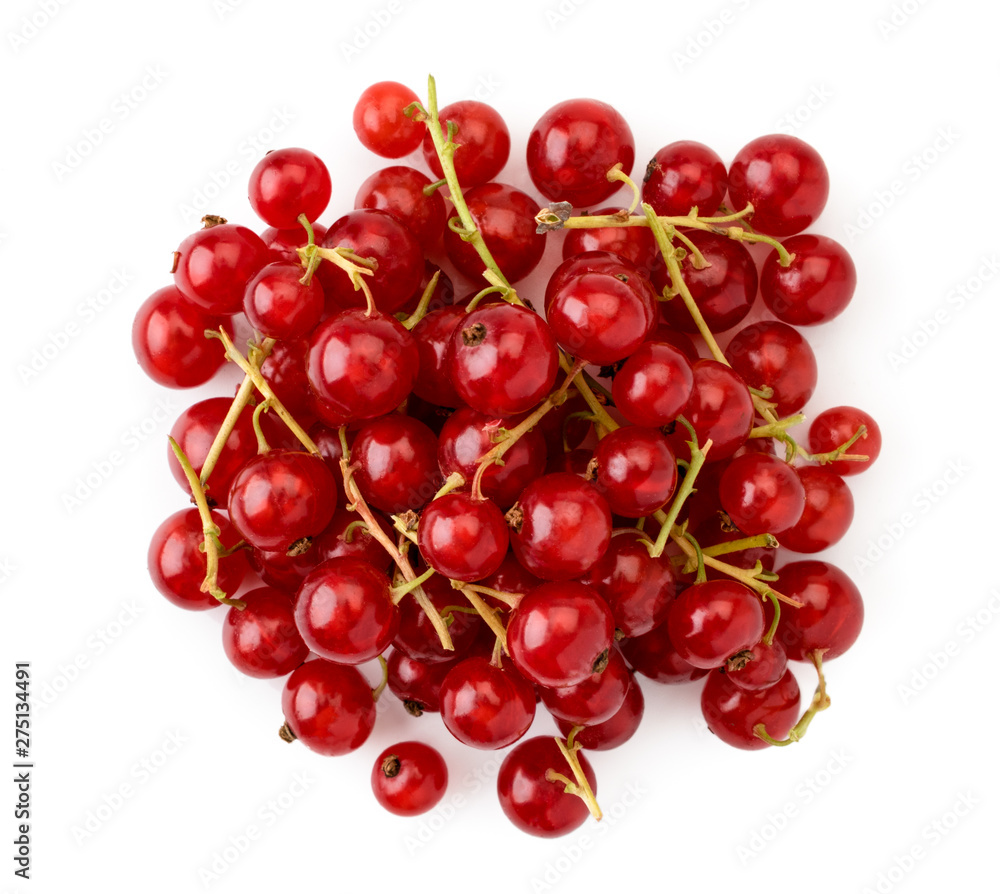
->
xmin=133 ymin=76 xmax=880 ymax=837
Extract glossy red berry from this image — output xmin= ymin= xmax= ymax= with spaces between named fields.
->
xmin=642 ymin=140 xmax=728 ymax=217
xmin=222 ymin=586 xmax=309 ymax=677
xmin=417 ymin=493 xmax=508 ymax=582
xmin=386 ymin=649 xmax=458 ymax=715
xmin=682 ymin=360 xmax=755 ymax=461
xmin=612 ymin=341 xmax=694 ymax=428
xmin=371 ymin=742 xmax=448 ymax=817
xmin=621 ymin=619 xmax=710 ymax=685
xmin=527 ymin=98 xmax=634 ymax=208
xmin=351 ymin=415 xmax=442 ymax=513
xmin=443 ymin=183 xmax=545 ymax=283
xmin=725 ymin=640 xmax=788 ymax=692
xmin=719 ymin=452 xmax=806 ymax=535
xmin=592 ymin=426 xmax=678 ymax=517
xmin=422 ymin=100 xmax=511 ymax=187
xmin=727 ymin=135 xmax=830 ymax=237
xmin=243 ymin=261 xmax=324 ymax=340
xmin=497 ymin=736 xmax=598 ymax=838
xmin=353 ymin=81 xmax=423 ymax=158
xmin=132 ymin=286 xmax=227 ymax=388
xmin=667 ymin=580 xmax=765 ymax=669
xmin=555 ymin=673 xmax=644 ymax=750
xmin=410 ymin=306 xmax=467 ymax=409
xmin=447 ymin=303 xmax=559 ymax=418
xmin=509 ymin=473 xmax=612 ymax=581
xmin=355 ymin=165 xmax=447 ymax=251
xmin=392 ymin=573 xmax=481 ymax=664
xmin=306 ymin=309 xmax=419 ymax=422
xmin=506 ymin=581 xmax=614 ymax=688
xmin=440 ymin=656 xmax=536 ymax=749
xmin=724 ymin=321 xmax=818 ymax=417
xmin=281 ymin=660 xmax=376 ymax=756
xmin=761 ymin=234 xmax=857 ymax=325
xmin=539 ymin=647 xmax=630 ymax=726
xmin=701 ymin=667 xmax=800 ymax=750
xmin=148 ymin=509 xmax=247 ymax=610
xmin=780 ymin=466 xmax=854 ymax=553
xmin=227 ymin=450 xmax=337 ymax=553
xmin=808 ymin=406 xmax=882 ymax=475
xmin=173 ymin=222 xmax=268 ymax=315
xmin=248 ymin=147 xmax=332 ymax=228
xmin=775 ymin=560 xmax=864 ymax=662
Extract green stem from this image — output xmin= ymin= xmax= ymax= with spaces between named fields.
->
xmin=167 ymin=437 xmax=244 ymax=609
xmin=372 ymin=655 xmax=389 ymax=702
xmin=762 ymin=591 xmax=782 ymax=646
xmin=401 ymin=268 xmax=441 ymax=330
xmin=251 ymin=399 xmax=272 ymax=454
xmin=648 ymin=427 xmax=712 ymax=558
xmin=390 ymin=567 xmax=437 ymax=603
xmin=547 ymin=737 xmax=602 ymax=821
xmin=754 ymin=650 xmax=830 ymax=746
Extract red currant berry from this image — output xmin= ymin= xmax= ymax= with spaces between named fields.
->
xmin=222 ymin=586 xmax=309 ymax=678
xmin=808 ymin=406 xmax=882 ymax=475
xmin=539 ymin=647 xmax=630 ymax=726
xmin=353 ymin=81 xmax=423 ymax=158
xmin=243 ymin=261 xmax=324 ymax=340
xmin=260 ymin=338 xmax=312 ymax=419
xmin=227 ymin=450 xmax=337 ymax=553
xmin=351 ymin=415 xmax=442 ymax=513
xmin=440 ymin=656 xmax=536 ymax=749
xmin=386 ymin=649 xmax=458 ymax=715
xmin=561 ymin=208 xmax=657 ymax=275
xmin=761 ymin=234 xmax=857 ymax=325
xmin=775 ymin=560 xmax=863 ymax=661
xmin=724 ymin=321 xmax=818 ymax=417
xmin=701 ymin=667 xmax=800 ymax=750
xmin=148 ymin=509 xmax=247 ymax=610
xmin=555 ymin=673 xmax=644 ymax=750
xmin=418 ymin=493 xmax=508 ymax=582
xmin=780 ymin=466 xmax=854 ymax=553
xmin=443 ymin=183 xmax=545 ymax=284
xmin=592 ymin=426 xmax=678 ymax=517
xmin=173 ymin=222 xmax=268 ymax=315
xmin=132 ymin=286 xmax=227 ymax=388
xmin=667 ymin=580 xmax=765 ymax=669
xmin=727 ymin=135 xmax=830 ymax=237
xmin=621 ymin=618 xmax=710 ymax=685
xmin=642 ymin=140 xmax=728 ymax=217
xmin=306 ymin=309 xmax=419 ymax=422
xmin=355 ymin=165 xmax=447 ymax=251
xmin=318 ymin=210 xmax=423 ymax=313
xmin=497 ymin=736 xmax=598 ymax=838
xmin=261 ymin=223 xmax=327 ymax=264
xmin=579 ymin=531 xmax=675 ymax=637
xmin=371 ymin=741 xmax=448 ymax=817
xmin=248 ymin=147 xmax=332 ymax=229
xmin=509 ymin=473 xmax=612 ymax=581
xmin=725 ymin=640 xmax=788 ymax=692
xmin=682 ymin=360 xmax=755 ymax=461
xmin=447 ymin=303 xmax=559 ymax=418
xmin=527 ymin=98 xmax=634 ymax=208
xmin=392 ymin=572 xmax=481 ymax=664
xmin=281 ymin=659 xmax=376 ymax=756
xmin=506 ymin=581 xmax=614 ymax=688
xmin=423 ymin=100 xmax=511 ymax=187
xmin=411 ymin=306 xmax=467 ymax=409
xmin=294 ymin=558 xmax=399 ymax=665
xmin=719 ymin=452 xmax=806 ymax=535
xmin=612 ymin=341 xmax=694 ymax=428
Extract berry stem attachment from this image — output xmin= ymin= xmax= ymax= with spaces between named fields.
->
xmin=761 ymin=592 xmax=781 ymax=647
xmin=454 ymin=582 xmax=522 ymax=609
xmin=167 ymin=436 xmax=244 ymax=609
xmin=457 ymin=586 xmax=509 ymax=653
xmin=605 ymin=163 xmax=641 ymax=214
xmin=401 ymin=268 xmax=441 ymax=330
xmin=251 ymin=399 xmax=272 ymax=454
xmin=296 ymin=243 xmax=378 ymax=314
xmin=754 ymin=650 xmax=830 ymax=746
xmin=215 ymin=328 xmax=320 ymax=456
xmin=678 ymin=533 xmax=780 ymax=572
xmin=390 ymin=567 xmax=437 ymax=604
xmin=546 ymin=736 xmax=602 ymax=821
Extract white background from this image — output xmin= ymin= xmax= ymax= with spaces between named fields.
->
xmin=1 ymin=0 xmax=996 ymax=892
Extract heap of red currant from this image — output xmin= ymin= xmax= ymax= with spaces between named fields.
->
xmin=134 ymin=76 xmax=877 ymax=837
